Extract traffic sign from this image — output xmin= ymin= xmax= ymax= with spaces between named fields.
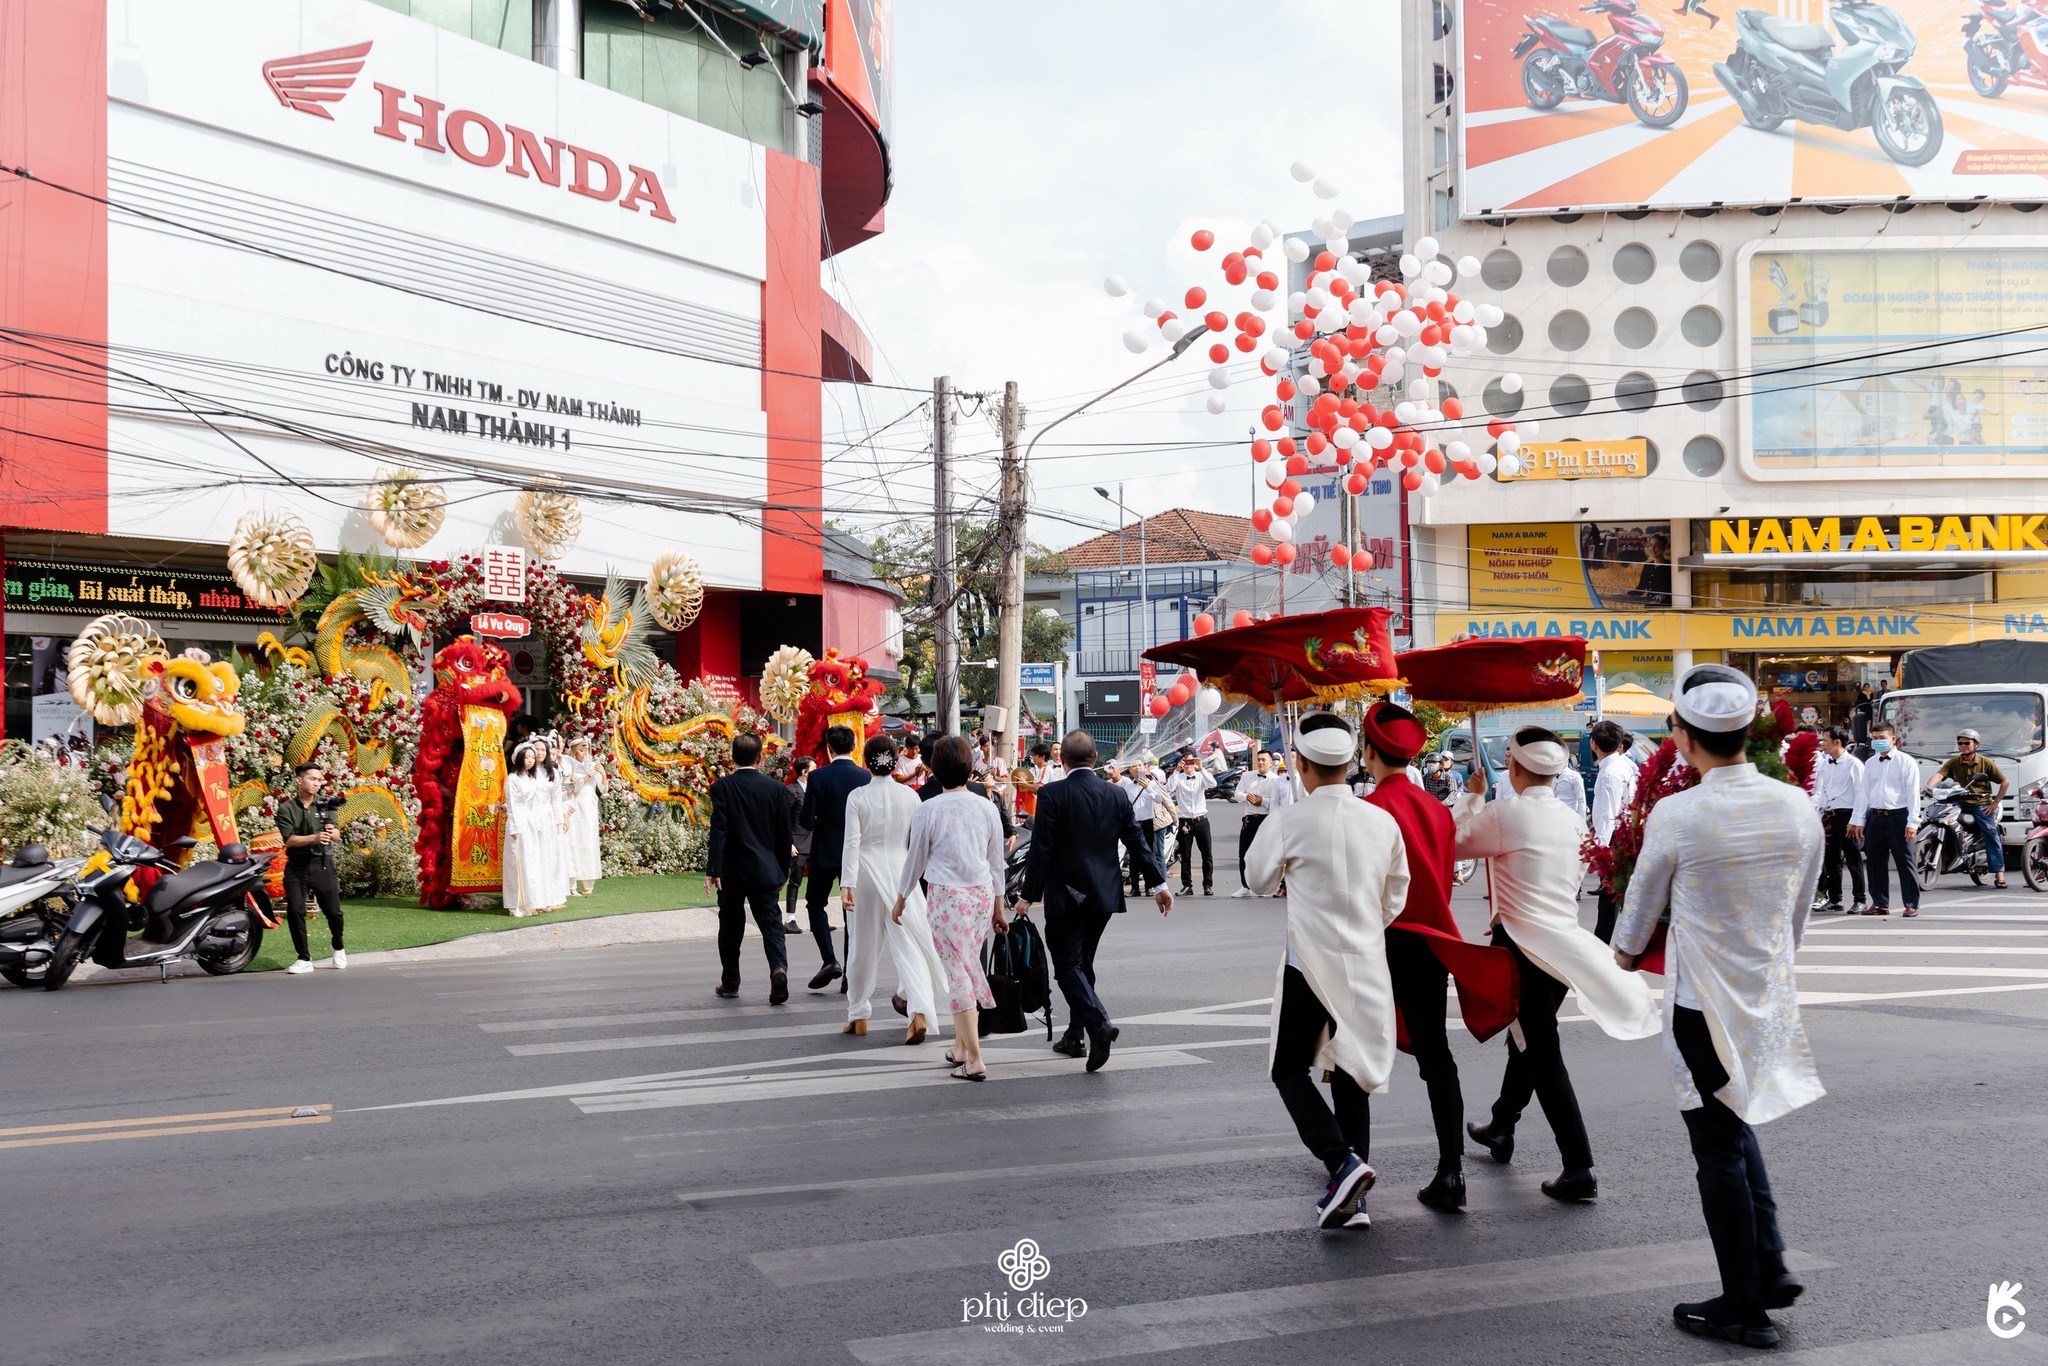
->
xmin=1019 ymin=663 xmax=1058 ymax=688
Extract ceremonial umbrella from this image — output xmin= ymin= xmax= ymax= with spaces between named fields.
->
xmin=1392 ymin=635 xmax=1591 ymax=715
xmin=1143 ymin=607 xmax=1400 ymax=709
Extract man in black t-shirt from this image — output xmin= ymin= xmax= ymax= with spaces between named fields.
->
xmin=274 ymin=763 xmax=346 ymax=974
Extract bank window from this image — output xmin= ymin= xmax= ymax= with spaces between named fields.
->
xmin=366 ymin=0 xmax=533 ymax=59
xmin=584 ymin=2 xmax=793 ymax=153
xmin=1694 ymin=569 xmax=1993 ymax=611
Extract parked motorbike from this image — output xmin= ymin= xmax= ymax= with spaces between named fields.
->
xmin=1713 ymin=0 xmax=1943 ymax=166
xmin=0 ymin=844 xmax=88 ymax=989
xmin=2021 ymin=797 xmax=2048 ymax=892
xmin=40 ymin=826 xmax=271 ymax=991
xmin=1211 ymin=767 xmax=1245 ymax=804
xmin=1914 ymin=778 xmax=1996 ymax=889
xmin=1513 ymin=0 xmax=1690 ymax=127
xmin=1962 ymin=0 xmax=2048 ymax=97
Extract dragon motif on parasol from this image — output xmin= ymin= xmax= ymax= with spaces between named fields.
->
xmin=1533 ymin=655 xmax=1584 ymax=690
xmin=1301 ymin=627 xmax=1389 ymax=673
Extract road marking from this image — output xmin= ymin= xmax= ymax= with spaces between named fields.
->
xmin=504 ymin=1018 xmax=958 ymax=1056
xmin=844 ymin=1239 xmax=1834 ymax=1365
xmin=1799 ymin=982 xmax=2048 ymax=1006
xmin=1804 ymin=927 xmax=2048 ymax=938
xmin=0 ymin=1104 xmax=332 ymax=1151
xmin=1705 ymin=1325 xmax=2048 ymax=1364
xmin=480 ymin=1001 xmax=844 ymax=1032
xmin=1796 ymin=965 xmax=2048 ymax=978
xmin=1800 ymin=944 xmax=2048 ymax=955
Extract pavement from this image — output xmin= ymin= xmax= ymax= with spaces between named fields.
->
xmin=5 ymin=822 xmax=2048 ymax=1365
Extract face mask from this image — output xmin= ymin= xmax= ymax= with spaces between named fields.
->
xmin=1872 ymin=739 xmax=1893 ymax=754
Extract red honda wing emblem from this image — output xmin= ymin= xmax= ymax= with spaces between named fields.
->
xmin=262 ymin=42 xmax=373 ymax=119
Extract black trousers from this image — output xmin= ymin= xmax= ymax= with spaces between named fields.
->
xmin=284 ymin=862 xmax=344 ymax=960
xmin=1047 ymin=909 xmax=1113 ymax=1036
xmin=1386 ymin=928 xmax=1465 ymax=1174
xmin=784 ymin=856 xmax=808 ymax=918
xmin=802 ymin=865 xmax=844 ymax=966
xmin=1271 ymin=965 xmax=1370 ymax=1174
xmin=1594 ymin=888 xmax=1619 ymax=944
xmin=1486 ymin=926 xmax=1594 ymax=1173
xmin=1863 ymin=808 xmax=1919 ymax=910
xmin=1239 ymin=814 xmax=1266 ymax=889
xmin=717 ymin=882 xmax=787 ymax=987
xmin=1818 ymin=808 xmax=1867 ymax=906
xmin=1178 ymin=816 xmax=1213 ymax=891
xmin=1674 ymin=1006 xmax=1787 ymax=1310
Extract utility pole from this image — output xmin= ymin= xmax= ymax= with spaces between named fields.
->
xmin=932 ymin=376 xmax=961 ymax=736
xmin=994 ymin=381 xmax=1026 ymax=767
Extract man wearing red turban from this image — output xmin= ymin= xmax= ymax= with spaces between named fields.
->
xmin=1359 ymin=701 xmax=1520 ymax=1212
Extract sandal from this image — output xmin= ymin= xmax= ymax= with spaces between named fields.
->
xmin=944 ymin=1048 xmax=965 ymax=1066
xmin=949 ymin=1064 xmax=987 ymax=1082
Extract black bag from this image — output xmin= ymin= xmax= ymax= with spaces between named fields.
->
xmin=977 ymin=929 xmax=1029 ymax=1036
xmin=1007 ymin=914 xmax=1052 ymax=1014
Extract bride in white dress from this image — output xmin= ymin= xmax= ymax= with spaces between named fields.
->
xmin=502 ymin=739 xmax=567 ymax=915
xmin=563 ymin=734 xmax=606 ymax=896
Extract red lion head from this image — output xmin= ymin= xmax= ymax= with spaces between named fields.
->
xmin=433 ymin=637 xmax=522 ymax=712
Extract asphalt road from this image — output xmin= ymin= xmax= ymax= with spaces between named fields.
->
xmin=5 ymin=820 xmax=2048 ymax=1366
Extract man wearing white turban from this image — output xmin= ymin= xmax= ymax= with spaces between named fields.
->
xmin=1453 ymin=725 xmax=1660 ymax=1204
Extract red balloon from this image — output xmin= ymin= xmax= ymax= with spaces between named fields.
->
xmin=1487 ymin=420 xmax=1508 ymax=439
xmin=1275 ymin=542 xmax=1298 ymax=565
xmin=1209 ymin=343 xmax=1230 ymax=365
xmin=1293 ymin=320 xmax=1315 ymax=340
xmin=1250 ymin=545 xmax=1274 ymax=566
xmin=1330 ymin=545 xmax=1351 ymax=567
xmin=1155 ymin=310 xmax=1177 ymax=329
xmin=1287 ymin=453 xmax=1310 ymax=475
xmin=1205 ymin=310 xmax=1229 ymax=333
xmin=1231 ymin=609 xmax=1254 ymax=628
xmin=1425 ymin=448 xmax=1446 ymax=474
xmin=1150 ymin=694 xmax=1172 ymax=718
xmin=1260 ymin=405 xmax=1284 ymax=431
xmin=1442 ymin=397 xmax=1465 ymax=420
xmin=1356 ymin=551 xmax=1375 ymax=570
xmin=1185 ymin=286 xmax=1207 ymax=309
xmin=1192 ymin=612 xmax=1216 ymax=636
xmin=1305 ymin=432 xmax=1328 ymax=457
xmin=1419 ymin=325 xmax=1442 ymax=347
xmin=1256 ymin=271 xmax=1279 ymax=291
xmin=1224 ymin=264 xmax=1249 ymax=287
xmin=1234 ymin=332 xmax=1257 ymax=353
xmin=1315 ymin=251 xmax=1336 ymax=271
xmin=1169 ymin=682 xmax=1194 ymax=707
xmin=1346 ymin=472 xmax=1369 ymax=495
xmin=1271 ymin=496 xmax=1295 ymax=519
xmin=1275 ymin=379 xmax=1297 ymax=401
xmin=1251 ymin=438 xmax=1273 ymax=462
xmin=1192 ymin=229 xmax=1216 ymax=251
xmin=1277 ymin=437 xmax=1298 ymax=456
xmin=1401 ymin=470 xmax=1422 ymax=491
xmin=1251 ymin=507 xmax=1274 ymax=531
xmin=1244 ymin=316 xmax=1266 ymax=338
xmin=1333 ymin=446 xmax=1354 ymax=466
xmin=1280 ymin=478 xmax=1303 ymax=498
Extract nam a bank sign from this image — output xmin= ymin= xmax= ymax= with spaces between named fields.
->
xmin=1445 ymin=606 xmax=2048 ymax=650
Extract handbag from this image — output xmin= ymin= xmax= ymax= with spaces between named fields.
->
xmin=977 ymin=928 xmax=1030 ymax=1036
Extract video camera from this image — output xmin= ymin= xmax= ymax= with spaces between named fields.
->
xmin=309 ymin=792 xmax=346 ymax=860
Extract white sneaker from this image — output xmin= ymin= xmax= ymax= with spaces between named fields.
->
xmin=1344 ymin=1203 xmax=1372 ymax=1229
xmin=332 ymin=949 xmax=348 ymax=970
xmin=285 ymin=959 xmax=314 ymax=975
xmin=1231 ymin=888 xmax=1255 ymax=899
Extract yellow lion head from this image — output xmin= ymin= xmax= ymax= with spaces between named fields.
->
xmin=146 ymin=651 xmax=245 ymax=740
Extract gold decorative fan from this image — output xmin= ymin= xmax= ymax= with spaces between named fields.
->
xmin=515 ymin=484 xmax=581 ymax=561
xmin=647 ymin=551 xmax=706 ymax=631
xmin=760 ymin=644 xmax=814 ymax=724
xmin=228 ymin=508 xmax=319 ymax=608
xmin=365 ymin=465 xmax=446 ymax=550
xmin=67 ymin=613 xmax=165 ymax=726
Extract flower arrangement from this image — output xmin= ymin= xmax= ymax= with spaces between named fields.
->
xmin=647 ymin=551 xmax=705 ymax=632
xmin=759 ymin=644 xmax=813 ymax=724
xmin=0 ymin=741 xmax=109 ymax=858
xmin=67 ymin=613 xmax=164 ymax=726
xmin=365 ymin=466 xmax=447 ymax=550
xmin=228 ymin=509 xmax=320 ymax=608
xmin=515 ymin=486 xmax=581 ymax=561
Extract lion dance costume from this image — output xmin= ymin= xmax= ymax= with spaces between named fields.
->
xmin=413 ymin=638 xmax=523 ymax=908
xmin=122 ymin=650 xmax=248 ymax=862
xmin=792 ymin=648 xmax=884 ymax=765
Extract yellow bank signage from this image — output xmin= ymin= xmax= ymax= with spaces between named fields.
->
xmin=1445 ymin=603 xmax=2048 ymax=649
xmin=1707 ymin=515 xmax=2048 ymax=555
xmin=1499 ymin=439 xmax=1650 ymax=481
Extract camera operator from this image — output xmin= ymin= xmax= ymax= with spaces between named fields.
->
xmin=276 ymin=763 xmax=347 ymax=974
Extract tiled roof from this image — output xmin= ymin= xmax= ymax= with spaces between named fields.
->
xmin=1057 ymin=508 xmax=1258 ymax=569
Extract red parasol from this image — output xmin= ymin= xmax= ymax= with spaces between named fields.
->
xmin=1145 ymin=607 xmax=1399 ymax=708
xmin=1394 ymin=635 xmax=1590 ymax=713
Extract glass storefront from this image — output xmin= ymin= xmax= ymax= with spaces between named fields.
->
xmin=1694 ymin=568 xmax=1994 ymax=611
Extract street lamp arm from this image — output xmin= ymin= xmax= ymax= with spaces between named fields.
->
xmin=1022 ymin=324 xmax=1212 ymax=466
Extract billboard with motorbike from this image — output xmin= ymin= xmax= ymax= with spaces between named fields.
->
xmin=1458 ymin=0 xmax=2048 ymax=214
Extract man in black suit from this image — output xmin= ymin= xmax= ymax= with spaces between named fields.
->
xmin=1015 ymin=729 xmax=1173 ymax=1072
xmin=797 ymin=725 xmax=870 ymax=990
xmin=706 ymin=732 xmax=792 ymax=1004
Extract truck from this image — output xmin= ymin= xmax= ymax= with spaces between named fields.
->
xmin=1875 ymin=683 xmax=2048 ymax=847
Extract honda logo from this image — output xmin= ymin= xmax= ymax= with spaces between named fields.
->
xmin=263 ymin=42 xmax=373 ymax=119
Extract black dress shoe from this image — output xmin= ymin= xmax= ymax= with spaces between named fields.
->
xmin=1758 ymin=1257 xmax=1804 ymax=1310
xmin=1673 ymin=1297 xmax=1779 ymax=1348
xmin=892 ymin=994 xmax=908 ymax=1017
xmin=1540 ymin=1169 xmax=1597 ymax=1202
xmin=1466 ymin=1121 xmax=1514 ymax=1164
xmin=768 ymin=970 xmax=789 ymax=1006
xmin=1178 ymin=886 xmax=1194 ymax=897
xmin=808 ymin=962 xmax=843 ymax=990
xmin=1052 ymin=1036 xmax=1086 ymax=1058
xmin=1417 ymin=1170 xmax=1467 ymax=1211
xmin=1085 ymin=1025 xmax=1118 ymax=1072
xmin=713 ymin=983 xmax=740 ymax=999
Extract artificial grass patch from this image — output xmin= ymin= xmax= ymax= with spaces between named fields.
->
xmin=250 ymin=873 xmax=714 ymax=970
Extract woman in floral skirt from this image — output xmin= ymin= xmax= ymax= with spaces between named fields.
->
xmin=893 ymin=734 xmax=1007 ymax=1081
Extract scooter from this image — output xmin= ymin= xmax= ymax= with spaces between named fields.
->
xmin=1513 ymin=0 xmax=1691 ymax=127
xmin=1962 ymin=0 xmax=2048 ymax=97
xmin=0 ymin=844 xmax=89 ymax=988
xmin=39 ymin=826 xmax=272 ymax=991
xmin=1914 ymin=778 xmax=1996 ymax=889
xmin=2020 ymin=796 xmax=2048 ymax=892
xmin=1713 ymin=0 xmax=1943 ymax=165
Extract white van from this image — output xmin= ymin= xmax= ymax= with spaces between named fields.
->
xmin=1875 ymin=684 xmax=2048 ymax=846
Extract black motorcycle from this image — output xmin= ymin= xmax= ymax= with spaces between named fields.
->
xmin=40 ymin=826 xmax=272 ymax=991
xmin=0 ymin=844 xmax=88 ymax=989
xmin=1210 ymin=767 xmax=1245 ymax=804
xmin=1914 ymin=778 xmax=1998 ymax=889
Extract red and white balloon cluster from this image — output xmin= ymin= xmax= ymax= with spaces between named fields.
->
xmin=1105 ymin=166 xmax=1535 ymax=570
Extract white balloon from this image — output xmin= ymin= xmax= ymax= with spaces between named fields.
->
xmin=1476 ymin=452 xmax=1498 ymax=474
xmin=1447 ymin=439 xmax=1471 ymax=460
xmin=1104 ymin=275 xmax=1130 ymax=297
xmin=1312 ymin=176 xmax=1340 ymax=200
xmin=1199 ymin=686 xmax=1223 ymax=713
xmin=1366 ymin=426 xmax=1393 ymax=450
xmin=1291 ymin=159 xmax=1318 ymax=182
xmin=1394 ymin=400 xmax=1419 ymax=424
xmin=1317 ymin=308 xmax=1345 ymax=333
xmin=1284 ymin=236 xmax=1311 ymax=263
xmin=1477 ymin=303 xmax=1504 ymax=327
xmin=1457 ymin=255 xmax=1480 ymax=278
xmin=1251 ymin=288 xmax=1277 ymax=312
xmin=1419 ymin=473 xmax=1441 ymax=496
xmin=1122 ymin=329 xmax=1151 ymax=354
xmin=1305 ymin=287 xmax=1331 ymax=311
xmin=1399 ymin=253 xmax=1421 ymax=278
xmin=1332 ymin=207 xmax=1355 ymax=233
xmin=1499 ymin=431 xmax=1521 ymax=455
xmin=1143 ymin=297 xmax=1166 ymax=319
xmin=1500 ymin=372 xmax=1523 ymax=394
xmin=1374 ymin=324 xmax=1399 ymax=348
xmin=1205 ymin=393 xmax=1228 ymax=415
xmin=1208 ymin=366 xmax=1232 ymax=390
xmin=1393 ymin=309 xmax=1423 ymax=337
xmin=1163 ymin=318 xmax=1190 ymax=344
xmin=1271 ymin=518 xmax=1297 ymax=543
xmin=1521 ymin=419 xmax=1542 ymax=436
xmin=1263 ymin=460 xmax=1288 ymax=488
xmin=1498 ymin=454 xmax=1523 ymax=477
xmin=1295 ymin=491 xmax=1317 ymax=518
xmin=1336 ymin=364 xmax=1359 ymax=389
xmin=1416 ymin=235 xmax=1440 ymax=259
xmin=1381 ymin=358 xmax=1406 ymax=385
xmin=1263 ymin=345 xmax=1289 ymax=368
xmin=1346 ymin=298 xmax=1376 ymax=328
xmin=1310 ymin=216 xmax=1335 ymax=241
xmin=1406 ymin=376 xmax=1430 ymax=400
xmin=1325 ymin=237 xmax=1348 ymax=256
xmin=1333 ymin=425 xmax=1360 ymax=449
xmin=1425 ymin=260 xmax=1453 ymax=286
xmin=1249 ymin=224 xmax=1276 ymax=250
xmin=1382 ymin=343 xmax=1405 ymax=362
xmin=1452 ymin=300 xmax=1476 ymax=324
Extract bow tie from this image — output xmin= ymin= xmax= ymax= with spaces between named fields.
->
xmin=1878 ymin=755 xmax=1891 ymax=762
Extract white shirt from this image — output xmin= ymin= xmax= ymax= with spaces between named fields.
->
xmin=1851 ymin=750 xmax=1920 ymax=826
xmin=1810 ymin=750 xmax=1864 ymax=813
xmin=896 ymin=790 xmax=1006 ymax=896
xmin=1165 ymin=768 xmax=1216 ymax=820
xmin=1119 ymin=773 xmax=1165 ymax=822
xmin=1241 ymin=770 xmax=1294 ymax=812
xmin=1550 ymin=765 xmax=1588 ymax=818
xmin=1615 ymin=763 xmax=1825 ymax=1124
xmin=1591 ymin=752 xmax=1639 ymax=846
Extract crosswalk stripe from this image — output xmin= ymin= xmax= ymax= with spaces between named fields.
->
xmin=842 ymin=1240 xmax=1833 ymax=1366
xmin=1800 ymin=945 xmax=2048 ymax=956
xmin=1707 ymin=1326 xmax=2048 ymax=1364
xmin=1796 ymin=966 xmax=2048 ymax=978
xmin=1799 ymin=982 xmax=2048 ymax=1006
xmin=481 ymin=1001 xmax=843 ymax=1032
xmin=506 ymin=1019 xmax=937 ymax=1056
xmin=1804 ymin=928 xmax=2048 ymax=938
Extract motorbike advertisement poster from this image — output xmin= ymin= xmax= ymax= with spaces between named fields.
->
xmin=1458 ymin=0 xmax=2048 ymax=214
xmin=1740 ymin=241 xmax=2048 ymax=473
